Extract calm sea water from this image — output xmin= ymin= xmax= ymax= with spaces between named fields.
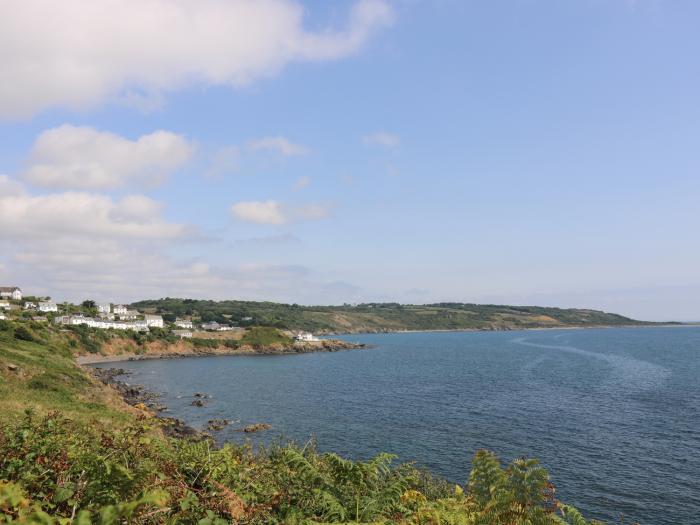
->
xmin=106 ymin=327 xmax=700 ymax=524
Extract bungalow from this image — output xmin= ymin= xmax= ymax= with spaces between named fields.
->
xmin=175 ymin=318 xmax=193 ymax=329
xmin=295 ymin=331 xmax=320 ymax=342
xmin=0 ymin=287 xmax=22 ymax=301
xmin=201 ymin=321 xmax=220 ymax=331
xmin=173 ymin=329 xmax=193 ymax=339
xmin=113 ymin=304 xmax=128 ymax=315
xmin=0 ymin=301 xmax=10 ymax=310
xmin=144 ymin=314 xmax=164 ymax=328
xmin=38 ymin=301 xmax=58 ymax=313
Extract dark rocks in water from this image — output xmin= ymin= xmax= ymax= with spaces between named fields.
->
xmin=238 ymin=423 xmax=271 ymax=433
xmin=91 ymin=367 xmax=130 ymax=383
xmin=89 ymin=367 xmax=160 ymax=407
xmin=193 ymin=392 xmax=210 ymax=399
xmin=191 ymin=399 xmax=207 ymax=407
xmin=160 ymin=417 xmax=208 ymax=441
xmin=205 ymin=418 xmax=232 ymax=431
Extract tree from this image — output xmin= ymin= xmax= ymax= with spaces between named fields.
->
xmin=81 ymin=300 xmax=96 ymax=309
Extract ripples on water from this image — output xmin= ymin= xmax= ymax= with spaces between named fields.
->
xmin=111 ymin=327 xmax=700 ymax=525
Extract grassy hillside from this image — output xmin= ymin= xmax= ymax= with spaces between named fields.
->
xmin=0 ymin=318 xmax=605 ymax=524
xmin=132 ymin=298 xmax=651 ymax=333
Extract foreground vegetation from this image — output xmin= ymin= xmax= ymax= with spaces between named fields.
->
xmin=131 ymin=299 xmax=652 ymax=334
xmin=0 ymin=320 xmax=606 ymax=524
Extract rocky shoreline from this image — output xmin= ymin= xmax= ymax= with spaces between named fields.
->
xmin=89 ymin=367 xmax=278 ymax=442
xmin=77 ymin=338 xmax=366 ymax=365
xmin=90 ymin=367 xmax=207 ymax=440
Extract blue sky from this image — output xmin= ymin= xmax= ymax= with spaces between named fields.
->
xmin=0 ymin=0 xmax=699 ymax=321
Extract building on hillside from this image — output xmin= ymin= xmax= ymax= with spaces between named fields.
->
xmin=175 ymin=318 xmax=193 ymax=329
xmin=295 ymin=331 xmax=320 ymax=342
xmin=144 ymin=314 xmax=163 ymax=328
xmin=0 ymin=287 xmax=22 ymax=301
xmin=0 ymin=313 xmax=5 ymax=320
xmin=0 ymin=301 xmax=10 ymax=310
xmin=54 ymin=315 xmax=149 ymax=331
xmin=38 ymin=301 xmax=58 ymax=313
xmin=241 ymin=316 xmax=253 ymax=322
xmin=97 ymin=303 xmax=111 ymax=314
xmin=24 ymin=302 xmax=36 ymax=310
xmin=173 ymin=329 xmax=193 ymax=339
xmin=32 ymin=316 xmax=48 ymax=322
xmin=200 ymin=321 xmax=220 ymax=331
xmin=120 ymin=310 xmax=140 ymax=320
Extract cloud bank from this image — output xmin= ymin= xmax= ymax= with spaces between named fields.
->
xmin=23 ymin=125 xmax=194 ymax=190
xmin=0 ymin=0 xmax=394 ymax=118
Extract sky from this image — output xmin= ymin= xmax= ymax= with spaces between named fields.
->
xmin=0 ymin=0 xmax=699 ymax=321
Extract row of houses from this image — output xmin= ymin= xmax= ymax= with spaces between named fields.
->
xmin=55 ymin=313 xmax=164 ymax=331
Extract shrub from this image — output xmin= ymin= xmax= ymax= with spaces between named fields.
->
xmin=0 ymin=412 xmax=601 ymax=524
xmin=192 ymin=338 xmax=219 ymax=349
xmin=13 ymin=326 xmax=34 ymax=342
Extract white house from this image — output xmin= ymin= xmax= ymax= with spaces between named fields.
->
xmin=24 ymin=302 xmax=37 ymax=310
xmin=97 ymin=303 xmax=111 ymax=314
xmin=38 ymin=301 xmax=58 ymax=313
xmin=173 ymin=329 xmax=193 ymax=339
xmin=144 ymin=314 xmax=164 ymax=328
xmin=201 ymin=321 xmax=220 ymax=331
xmin=0 ymin=287 xmax=22 ymax=301
xmin=175 ymin=318 xmax=193 ymax=329
xmin=120 ymin=310 xmax=140 ymax=320
xmin=295 ymin=331 xmax=320 ymax=342
xmin=0 ymin=313 xmax=5 ymax=320
xmin=0 ymin=301 xmax=10 ymax=310
xmin=113 ymin=304 xmax=128 ymax=315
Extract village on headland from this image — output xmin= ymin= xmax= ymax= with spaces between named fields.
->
xmin=0 ymin=285 xmax=322 ymax=345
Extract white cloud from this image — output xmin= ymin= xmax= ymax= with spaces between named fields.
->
xmin=231 ymin=200 xmax=287 ymax=225
xmin=0 ymin=0 xmax=394 ymax=119
xmin=231 ymin=199 xmax=331 ymax=225
xmin=0 ymin=190 xmax=190 ymax=240
xmin=247 ymin=136 xmax=309 ymax=156
xmin=362 ymin=131 xmax=401 ymax=147
xmin=22 ymin=125 xmax=194 ymax=190
xmin=0 ymin=175 xmax=26 ymax=196
xmin=293 ymin=175 xmax=312 ymax=190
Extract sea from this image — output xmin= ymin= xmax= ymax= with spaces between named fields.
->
xmin=104 ymin=327 xmax=700 ymax=524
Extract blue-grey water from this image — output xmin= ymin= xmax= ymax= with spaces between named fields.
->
xmin=106 ymin=327 xmax=700 ymax=524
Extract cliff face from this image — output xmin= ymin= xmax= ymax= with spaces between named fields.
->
xmin=75 ymin=336 xmax=365 ymax=364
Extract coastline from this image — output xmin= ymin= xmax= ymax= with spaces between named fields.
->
xmin=74 ymin=323 xmax=693 ymax=365
xmin=323 ymin=322 xmax=689 ymax=336
xmin=76 ymin=339 xmax=366 ymax=365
